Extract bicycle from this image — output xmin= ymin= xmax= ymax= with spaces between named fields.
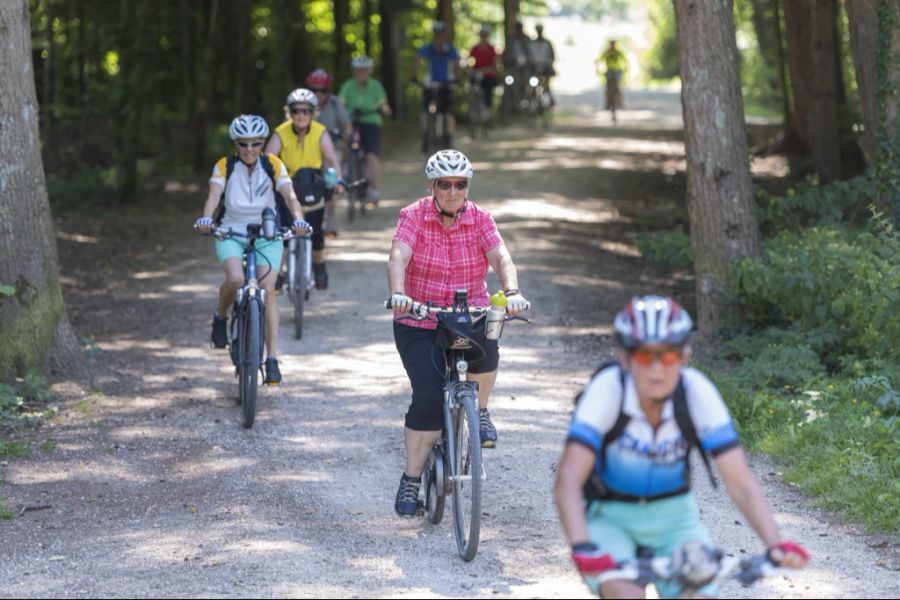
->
xmin=197 ymin=210 xmax=295 ymax=428
xmin=466 ymin=70 xmax=489 ymax=139
xmin=417 ymin=80 xmax=454 ymax=154
xmin=585 ymin=540 xmax=782 ymax=598
xmin=287 ymin=178 xmax=365 ymax=341
xmin=605 ymin=69 xmax=623 ymax=125
xmin=346 ymin=109 xmax=374 ymax=222
xmin=385 ymin=290 xmax=529 ymax=561
xmin=528 ymin=74 xmax=553 ymax=129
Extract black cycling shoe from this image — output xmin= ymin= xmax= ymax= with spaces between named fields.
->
xmin=394 ymin=474 xmax=421 ymax=518
xmin=274 ymin=272 xmax=285 ymax=296
xmin=211 ymin=315 xmax=228 ymax=349
xmin=313 ymin=262 xmax=329 ymax=290
xmin=264 ymin=357 xmax=282 ymax=386
xmin=479 ymin=408 xmax=498 ymax=448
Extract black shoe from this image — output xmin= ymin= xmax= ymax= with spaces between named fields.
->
xmin=211 ymin=315 xmax=228 ymax=349
xmin=274 ymin=273 xmax=285 ymax=296
xmin=264 ymin=357 xmax=282 ymax=386
xmin=394 ymin=474 xmax=421 ymax=517
xmin=313 ymin=262 xmax=329 ymax=290
xmin=479 ymin=408 xmax=497 ymax=448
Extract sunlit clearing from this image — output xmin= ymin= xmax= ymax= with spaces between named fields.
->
xmin=133 ymin=270 xmax=172 ymax=280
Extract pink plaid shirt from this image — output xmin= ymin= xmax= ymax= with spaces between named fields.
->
xmin=393 ymin=197 xmax=504 ymax=330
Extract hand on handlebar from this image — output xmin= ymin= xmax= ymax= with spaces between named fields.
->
xmin=767 ymin=541 xmax=810 ymax=570
xmin=505 ymin=292 xmax=530 ymax=315
xmin=571 ymin=543 xmax=616 ymax=576
xmin=194 ymin=216 xmax=214 ymax=233
xmin=292 ymin=219 xmax=312 ymax=235
xmin=390 ymin=293 xmax=413 ymax=314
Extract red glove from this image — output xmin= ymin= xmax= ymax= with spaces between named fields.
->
xmin=767 ymin=541 xmax=810 ymax=565
xmin=571 ymin=543 xmax=616 ymax=574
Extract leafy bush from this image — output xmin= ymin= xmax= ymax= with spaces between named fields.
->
xmin=755 ymin=175 xmax=875 ymax=234
xmin=636 ymin=228 xmax=693 ymax=270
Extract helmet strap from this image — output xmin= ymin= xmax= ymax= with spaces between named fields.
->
xmin=434 ymin=197 xmax=467 ymax=218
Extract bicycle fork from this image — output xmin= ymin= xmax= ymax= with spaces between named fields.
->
xmin=443 ymin=379 xmax=487 ymax=485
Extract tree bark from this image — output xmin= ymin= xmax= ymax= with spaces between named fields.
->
xmin=846 ymin=0 xmax=879 ymax=165
xmin=363 ymin=0 xmax=372 ymax=57
xmin=334 ymin=0 xmax=349 ymax=78
xmin=503 ymin=0 xmax=519 ymax=68
xmin=808 ymin=0 xmax=842 ymax=181
xmin=379 ymin=0 xmax=401 ymax=118
xmin=674 ymin=0 xmax=762 ymax=335
xmin=783 ymin=0 xmax=812 ymax=151
xmin=437 ymin=0 xmax=454 ymax=40
xmin=0 ymin=0 xmax=82 ymax=380
xmin=192 ymin=0 xmax=220 ymax=172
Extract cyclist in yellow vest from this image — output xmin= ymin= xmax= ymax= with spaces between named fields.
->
xmin=266 ymin=88 xmax=345 ymax=290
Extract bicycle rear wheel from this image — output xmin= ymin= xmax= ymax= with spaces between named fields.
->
xmin=346 ymin=154 xmax=361 ymax=222
xmin=451 ymin=391 xmax=482 ymax=561
xmin=291 ymin=238 xmax=307 ymax=340
xmin=240 ymin=298 xmax=261 ymax=428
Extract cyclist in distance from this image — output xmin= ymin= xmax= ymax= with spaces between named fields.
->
xmin=266 ymin=88 xmax=345 ymax=291
xmin=194 ymin=115 xmax=310 ymax=385
xmin=530 ymin=23 xmax=556 ymax=107
xmin=307 ymin=68 xmax=352 ymax=237
xmin=505 ymin=21 xmax=533 ymax=114
xmin=338 ymin=56 xmax=392 ymax=206
xmin=387 ymin=150 xmax=530 ymax=517
xmin=468 ymin=24 xmax=500 ymax=114
xmin=410 ymin=20 xmax=462 ymax=149
xmin=596 ymin=40 xmax=626 ymax=113
xmin=555 ymin=296 xmax=810 ymax=598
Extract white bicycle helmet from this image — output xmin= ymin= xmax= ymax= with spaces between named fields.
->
xmin=351 ymin=55 xmax=374 ymax=69
xmin=613 ymin=295 xmax=693 ymax=349
xmin=228 ymin=114 xmax=269 ymax=140
xmin=425 ymin=150 xmax=474 ymax=180
xmin=286 ymin=88 xmax=318 ymax=109
xmin=432 ymin=20 xmax=446 ymax=33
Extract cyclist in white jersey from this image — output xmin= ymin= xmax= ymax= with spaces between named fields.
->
xmin=555 ymin=295 xmax=809 ymax=598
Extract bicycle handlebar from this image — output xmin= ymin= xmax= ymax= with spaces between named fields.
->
xmin=383 ymin=299 xmax=531 ymax=322
xmin=194 ymin=223 xmax=304 ymax=241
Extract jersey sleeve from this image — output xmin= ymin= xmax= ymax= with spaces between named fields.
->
xmin=210 ymin=157 xmax=228 ymax=186
xmin=682 ymin=367 xmax=741 ymax=456
xmin=270 ymin=155 xmax=292 ymax=188
xmin=567 ymin=367 xmax=624 ymax=453
xmin=393 ymin=205 xmax=419 ymax=248
xmin=478 ymin=209 xmax=504 ymax=252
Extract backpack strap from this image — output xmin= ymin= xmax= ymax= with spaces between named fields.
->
xmin=673 ymin=377 xmax=718 ymax=488
xmin=262 ymin=153 xmax=293 ymax=226
xmin=578 ymin=362 xmax=628 ymax=502
xmin=213 ymin=156 xmax=236 ymax=224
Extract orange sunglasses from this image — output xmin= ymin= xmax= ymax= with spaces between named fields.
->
xmin=630 ymin=347 xmax=683 ymax=367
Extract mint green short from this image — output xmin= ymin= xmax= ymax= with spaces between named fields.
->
xmin=585 ymin=493 xmax=716 ymax=599
xmin=214 ymin=238 xmax=284 ymax=277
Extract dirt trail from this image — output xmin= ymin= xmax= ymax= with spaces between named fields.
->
xmin=1 ymin=92 xmax=897 ymax=599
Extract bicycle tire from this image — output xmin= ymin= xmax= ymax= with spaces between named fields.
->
xmin=292 ymin=239 xmax=307 ymax=340
xmin=346 ymin=154 xmax=361 ymax=223
xmin=452 ymin=390 xmax=482 ymax=561
xmin=240 ymin=298 xmax=261 ymax=429
xmin=424 ymin=445 xmax=446 ymax=524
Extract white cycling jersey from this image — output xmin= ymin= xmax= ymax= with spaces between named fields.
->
xmin=210 ymin=158 xmax=291 ymax=233
xmin=568 ymin=366 xmax=740 ymax=500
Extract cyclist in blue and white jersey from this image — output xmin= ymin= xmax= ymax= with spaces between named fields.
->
xmin=410 ymin=20 xmax=462 ymax=148
xmin=555 ymin=295 xmax=809 ymax=598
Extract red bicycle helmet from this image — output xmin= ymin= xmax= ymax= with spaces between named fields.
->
xmin=306 ymin=69 xmax=333 ymax=89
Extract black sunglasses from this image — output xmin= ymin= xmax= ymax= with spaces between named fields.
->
xmin=290 ymin=107 xmax=314 ymax=115
xmin=236 ymin=141 xmax=264 ymax=148
xmin=310 ymin=88 xmax=328 ymax=93
xmin=434 ymin=180 xmax=468 ymax=191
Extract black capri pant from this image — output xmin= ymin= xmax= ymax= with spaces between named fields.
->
xmin=304 ymin=206 xmax=326 ymax=251
xmin=393 ymin=321 xmax=499 ymax=431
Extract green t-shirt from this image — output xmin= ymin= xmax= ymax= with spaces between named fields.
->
xmin=338 ymin=78 xmax=387 ymax=127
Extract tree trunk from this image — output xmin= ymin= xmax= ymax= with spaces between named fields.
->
xmin=674 ymin=0 xmax=762 ymax=335
xmin=0 ymin=0 xmax=82 ymax=380
xmin=846 ymin=0 xmax=879 ymax=165
xmin=874 ymin=0 xmax=900 ymax=219
xmin=808 ymin=0 xmax=842 ymax=181
xmin=363 ymin=0 xmax=372 ymax=57
xmin=192 ymin=0 xmax=220 ymax=172
xmin=437 ymin=0 xmax=454 ymax=40
xmin=783 ymin=0 xmax=812 ymax=151
xmin=334 ymin=0 xmax=349 ymax=77
xmin=503 ymin=0 xmax=519 ymax=67
xmin=773 ymin=0 xmax=801 ymax=151
xmin=379 ymin=0 xmax=401 ymax=118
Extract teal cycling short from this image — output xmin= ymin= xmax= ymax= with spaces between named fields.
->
xmin=585 ymin=493 xmax=717 ymax=599
xmin=214 ymin=238 xmax=284 ymax=278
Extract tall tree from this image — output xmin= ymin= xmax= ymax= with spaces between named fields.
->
xmin=674 ymin=0 xmax=762 ymax=334
xmin=334 ymin=0 xmax=349 ymax=76
xmin=846 ymin=0 xmax=880 ymax=167
xmin=380 ymin=0 xmax=401 ymax=117
xmin=1 ymin=0 xmax=81 ymax=380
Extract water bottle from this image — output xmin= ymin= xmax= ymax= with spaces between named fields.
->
xmin=261 ymin=207 xmax=276 ymax=240
xmin=324 ymin=167 xmax=337 ymax=189
xmin=485 ymin=291 xmax=507 ymax=341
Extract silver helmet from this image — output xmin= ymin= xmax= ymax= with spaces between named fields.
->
xmin=286 ymin=88 xmax=318 ymax=109
xmin=228 ymin=114 xmax=269 ymax=140
xmin=425 ymin=150 xmax=474 ymax=180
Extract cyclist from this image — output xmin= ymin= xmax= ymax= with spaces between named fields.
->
xmin=410 ymin=20 xmax=462 ymax=150
xmin=194 ymin=115 xmax=310 ymax=385
xmin=595 ymin=40 xmax=626 ymax=113
xmin=505 ymin=21 xmax=533 ymax=115
xmin=468 ymin=24 xmax=500 ymax=112
xmin=338 ymin=56 xmax=392 ymax=207
xmin=555 ymin=296 xmax=810 ymax=598
xmin=266 ymin=88 xmax=344 ymax=291
xmin=307 ymin=68 xmax=352 ymax=237
xmin=530 ymin=23 xmax=556 ymax=107
xmin=387 ymin=149 xmax=530 ymax=517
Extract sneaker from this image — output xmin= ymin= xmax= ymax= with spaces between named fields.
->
xmin=479 ymin=408 xmax=497 ymax=448
xmin=325 ymin=229 xmax=338 ymax=238
xmin=394 ymin=473 xmax=421 ymax=517
xmin=264 ymin=357 xmax=282 ymax=386
xmin=313 ymin=262 xmax=329 ymax=290
xmin=274 ymin=273 xmax=285 ymax=296
xmin=211 ymin=315 xmax=228 ymax=349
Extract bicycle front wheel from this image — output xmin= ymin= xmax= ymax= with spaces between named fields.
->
xmin=292 ymin=239 xmax=307 ymax=340
xmin=240 ymin=298 xmax=261 ymax=429
xmin=451 ymin=391 xmax=482 ymax=561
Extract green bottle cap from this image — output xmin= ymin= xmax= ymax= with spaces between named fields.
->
xmin=490 ymin=290 xmax=508 ymax=307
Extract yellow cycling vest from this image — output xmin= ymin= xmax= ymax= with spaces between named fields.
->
xmin=274 ymin=119 xmax=325 ymax=175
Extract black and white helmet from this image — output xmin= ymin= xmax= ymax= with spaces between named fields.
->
xmin=228 ymin=114 xmax=269 ymax=140
xmin=425 ymin=150 xmax=474 ymax=180
xmin=286 ymin=88 xmax=318 ymax=109
xmin=613 ymin=295 xmax=693 ymax=349
xmin=351 ymin=55 xmax=374 ymax=69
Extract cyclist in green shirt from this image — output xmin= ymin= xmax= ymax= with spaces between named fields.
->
xmin=338 ymin=56 xmax=392 ymax=205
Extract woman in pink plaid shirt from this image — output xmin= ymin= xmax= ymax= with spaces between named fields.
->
xmin=387 ymin=149 xmax=531 ymax=517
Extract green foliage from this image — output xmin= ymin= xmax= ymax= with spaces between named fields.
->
xmin=0 ymin=286 xmax=14 ymax=297
xmin=0 ymin=501 xmax=13 ymax=521
xmin=0 ymin=441 xmax=30 ymax=458
xmin=734 ymin=226 xmax=900 ymax=366
xmin=0 ymin=375 xmax=52 ymax=421
xmin=635 ymin=228 xmax=693 ymax=270
xmin=641 ymin=0 xmax=678 ymax=82
xmin=755 ymin=175 xmax=875 ymax=234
